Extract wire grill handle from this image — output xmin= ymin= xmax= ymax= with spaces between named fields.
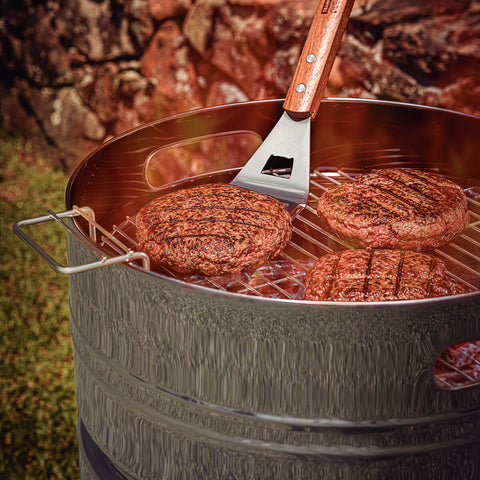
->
xmin=12 ymin=207 xmax=150 ymax=275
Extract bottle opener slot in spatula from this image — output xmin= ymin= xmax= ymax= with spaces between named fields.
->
xmin=231 ymin=0 xmax=356 ymax=217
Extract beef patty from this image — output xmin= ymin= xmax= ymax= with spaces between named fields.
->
xmin=304 ymin=249 xmax=467 ymax=302
xmin=136 ymin=183 xmax=292 ymax=276
xmin=316 ymin=168 xmax=469 ymax=251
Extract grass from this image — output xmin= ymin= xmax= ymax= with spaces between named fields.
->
xmin=0 ymin=134 xmax=79 ymax=479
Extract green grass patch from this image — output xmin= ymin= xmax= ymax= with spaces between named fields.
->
xmin=1 ymin=135 xmax=79 ymax=479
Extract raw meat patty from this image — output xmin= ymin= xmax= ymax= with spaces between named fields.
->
xmin=316 ymin=168 xmax=469 ymax=251
xmin=304 ymin=249 xmax=467 ymax=302
xmin=136 ymin=183 xmax=292 ymax=276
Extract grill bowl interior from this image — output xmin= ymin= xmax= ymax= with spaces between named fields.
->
xmin=66 ymin=98 xmax=480 ymax=302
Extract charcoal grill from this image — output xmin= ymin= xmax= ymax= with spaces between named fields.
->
xmin=14 ymin=99 xmax=480 ymax=479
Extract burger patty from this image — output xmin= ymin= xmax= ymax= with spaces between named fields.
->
xmin=136 ymin=183 xmax=292 ymax=276
xmin=316 ymin=168 xmax=470 ymax=251
xmin=304 ymin=249 xmax=467 ymax=302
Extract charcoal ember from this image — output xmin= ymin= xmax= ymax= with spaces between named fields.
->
xmin=247 ymin=259 xmax=313 ymax=299
xmin=435 ymin=340 xmax=480 ymax=389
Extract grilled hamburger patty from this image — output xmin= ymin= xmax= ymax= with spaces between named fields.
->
xmin=304 ymin=249 xmax=467 ymax=302
xmin=316 ymin=168 xmax=469 ymax=251
xmin=136 ymin=183 xmax=292 ymax=275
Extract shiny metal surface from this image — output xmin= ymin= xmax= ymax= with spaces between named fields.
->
xmin=69 ymin=238 xmax=480 ymax=479
xmin=230 ymin=112 xmax=311 ymax=215
xmin=13 ymin=207 xmax=150 ymax=274
xmin=65 ymin=99 xmax=480 ymax=478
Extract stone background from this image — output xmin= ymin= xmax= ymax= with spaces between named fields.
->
xmin=1 ymin=0 xmax=479 ymax=171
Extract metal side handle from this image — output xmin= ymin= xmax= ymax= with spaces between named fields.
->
xmin=13 ymin=208 xmax=150 ymax=275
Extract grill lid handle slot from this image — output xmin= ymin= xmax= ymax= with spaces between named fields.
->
xmin=13 ymin=207 xmax=150 ymax=274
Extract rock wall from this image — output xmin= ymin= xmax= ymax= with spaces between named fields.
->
xmin=1 ymin=0 xmax=479 ymax=171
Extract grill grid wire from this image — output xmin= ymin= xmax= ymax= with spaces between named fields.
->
xmin=98 ymin=167 xmax=480 ymax=299
xmin=76 ymin=167 xmax=480 ymax=391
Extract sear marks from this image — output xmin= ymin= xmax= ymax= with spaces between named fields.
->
xmin=304 ymin=249 xmax=467 ymax=302
xmin=135 ymin=183 xmax=292 ymax=276
xmin=316 ymin=168 xmax=470 ymax=251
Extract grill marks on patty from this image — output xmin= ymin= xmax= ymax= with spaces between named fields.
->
xmin=146 ymin=206 xmax=279 ymax=242
xmin=142 ymin=200 xmax=279 ymax=243
xmin=359 ymin=169 xmax=454 ymax=219
xmin=304 ymin=249 xmax=467 ymax=302
xmin=340 ymin=171 xmax=455 ymax=222
xmin=136 ymin=183 xmax=292 ymax=276
xmin=317 ymin=168 xmax=469 ymax=251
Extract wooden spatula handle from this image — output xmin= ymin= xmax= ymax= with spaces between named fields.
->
xmin=284 ymin=0 xmax=355 ymax=120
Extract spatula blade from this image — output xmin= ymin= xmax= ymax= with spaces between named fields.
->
xmin=231 ymin=111 xmax=310 ymax=216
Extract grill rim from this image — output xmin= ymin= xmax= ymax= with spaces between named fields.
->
xmin=124 ymin=257 xmax=480 ymax=307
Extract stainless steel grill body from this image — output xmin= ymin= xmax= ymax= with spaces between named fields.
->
xmin=70 ymin=240 xmax=480 ymax=479
xmin=64 ymin=99 xmax=480 ymax=478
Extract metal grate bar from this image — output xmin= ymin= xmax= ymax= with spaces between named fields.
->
xmin=228 ymin=275 xmax=262 ymax=295
xmin=111 ymin=217 xmax=139 ymax=248
xmin=272 ymin=261 xmax=308 ymax=286
xmin=434 ymin=244 xmax=480 ymax=284
xmin=438 ymin=357 xmax=478 ymax=383
xmin=291 ymin=224 xmax=335 ymax=256
xmin=296 ymin=204 xmax=350 ymax=249
xmin=278 ymin=250 xmax=313 ymax=273
xmin=240 ymin=270 xmax=297 ymax=299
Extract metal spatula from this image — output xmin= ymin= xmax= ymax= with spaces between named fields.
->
xmin=231 ymin=0 xmax=355 ymax=217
